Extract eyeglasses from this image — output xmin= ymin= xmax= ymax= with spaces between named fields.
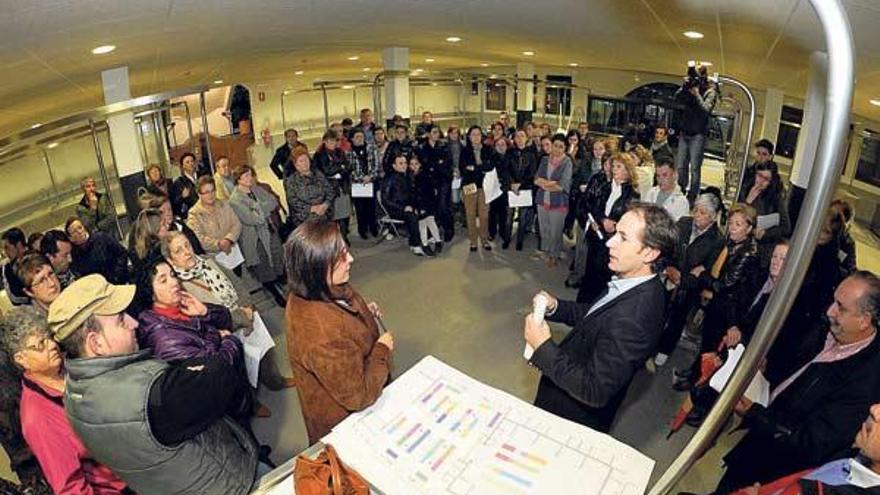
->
xmin=22 ymin=335 xmax=54 ymax=353
xmin=198 ymin=188 xmax=215 ymax=195
xmin=29 ymin=268 xmax=56 ymax=290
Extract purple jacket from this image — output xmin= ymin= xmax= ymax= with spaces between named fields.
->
xmin=137 ymin=303 xmax=243 ymax=365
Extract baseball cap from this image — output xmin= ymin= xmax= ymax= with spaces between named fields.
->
xmin=48 ymin=274 xmax=136 ymax=342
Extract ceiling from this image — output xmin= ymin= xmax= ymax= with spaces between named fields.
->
xmin=1 ymin=0 xmax=879 ymax=137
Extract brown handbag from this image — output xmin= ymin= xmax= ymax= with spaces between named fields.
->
xmin=293 ymin=444 xmax=370 ymax=495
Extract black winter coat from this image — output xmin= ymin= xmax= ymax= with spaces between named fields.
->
xmin=71 ymin=232 xmax=130 ymax=285
xmin=417 ymin=141 xmax=453 ymax=185
xmin=170 ymin=175 xmax=198 ymax=219
xmin=532 ymin=277 xmax=667 ymax=432
xmin=458 ymin=145 xmax=495 ymax=189
xmin=381 ymin=171 xmax=412 ymax=216
xmin=411 ymin=172 xmax=438 ymax=217
xmin=314 ymin=147 xmax=352 ymax=196
xmin=674 ymin=218 xmax=725 ymax=293
xmin=507 ymin=146 xmax=539 ymax=191
xmin=383 ymin=139 xmax=414 ymax=175
xmin=698 ymin=237 xmax=762 ymax=341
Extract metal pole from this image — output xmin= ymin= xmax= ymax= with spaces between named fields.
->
xmin=718 ymin=75 xmax=757 ymax=201
xmin=182 ymin=101 xmax=195 ymax=155
xmin=136 ymin=117 xmax=150 ymax=167
xmin=281 ymin=91 xmax=288 ymax=130
xmin=198 ymin=91 xmax=214 ymax=175
xmin=88 ymin=119 xmax=124 ymax=240
xmin=320 ymin=83 xmax=330 ymax=129
xmin=479 ymin=78 xmax=486 ymax=129
xmin=648 ymin=0 xmax=854 ymax=492
xmin=41 ymin=149 xmax=59 ymax=208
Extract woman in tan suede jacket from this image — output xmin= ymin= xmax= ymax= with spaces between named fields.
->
xmin=186 ymin=176 xmax=242 ymax=256
xmin=284 ymin=220 xmax=394 ymax=443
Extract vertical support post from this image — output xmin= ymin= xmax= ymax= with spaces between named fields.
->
xmin=320 ymin=83 xmax=330 ymax=129
xmin=89 ymin=119 xmax=123 ymax=240
xmin=199 ymin=91 xmax=214 ymax=175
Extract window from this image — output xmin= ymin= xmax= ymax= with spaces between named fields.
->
xmin=544 ymin=75 xmax=572 ymax=115
xmin=856 ymin=130 xmax=880 ymax=188
xmin=485 ymin=80 xmax=506 ymax=111
xmin=776 ymin=105 xmax=803 ymax=160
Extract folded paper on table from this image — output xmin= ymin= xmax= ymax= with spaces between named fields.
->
xmin=709 ymin=344 xmax=770 ymax=406
xmin=508 ymin=190 xmax=533 ymax=208
xmin=351 ymin=182 xmax=374 ymax=198
xmin=235 ymin=312 xmax=276 ymax=388
xmin=482 ymin=169 xmax=502 ymax=204
xmin=756 ymin=213 xmax=780 ymax=231
xmin=214 ymin=244 xmax=245 ymax=270
xmin=452 ymin=177 xmax=462 ymax=190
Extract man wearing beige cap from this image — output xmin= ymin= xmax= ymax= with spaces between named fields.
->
xmin=48 ymin=274 xmax=260 ymax=495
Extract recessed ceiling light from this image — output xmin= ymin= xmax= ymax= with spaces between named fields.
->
xmin=31 ymin=123 xmax=42 ymax=129
xmin=522 ymin=51 xmax=535 ymax=56
xmin=347 ymin=55 xmax=359 ymax=61
xmin=47 ymin=142 xmax=59 ymax=149
xmin=445 ymin=36 xmax=462 ymax=43
xmin=294 ymin=70 xmax=304 ymax=75
xmin=91 ymin=45 xmax=116 ymax=55
xmin=480 ymin=63 xmax=489 ymax=67
xmin=425 ymin=58 xmax=435 ymax=62
xmin=362 ymin=67 xmax=371 ymax=72
xmin=568 ymin=63 xmax=579 ymax=67
xmin=683 ymin=31 xmax=704 ymax=39
xmin=871 ymin=99 xmax=880 ymax=107
xmin=414 ymin=68 xmax=424 ymax=73
xmin=213 ymin=79 xmax=224 ymax=84
xmin=490 ymin=74 xmax=498 ymax=78
xmin=431 ymin=82 xmax=438 ymax=86
xmin=698 ymin=61 xmax=713 ymax=67
xmin=342 ymin=85 xmax=355 ymax=89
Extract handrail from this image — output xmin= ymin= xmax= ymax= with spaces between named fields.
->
xmin=718 ymin=75 xmax=757 ymax=202
xmin=647 ymin=0 xmax=854 ymax=493
xmin=0 ymin=85 xmax=210 ymax=154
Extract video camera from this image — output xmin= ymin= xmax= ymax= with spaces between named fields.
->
xmin=683 ymin=61 xmax=708 ymax=91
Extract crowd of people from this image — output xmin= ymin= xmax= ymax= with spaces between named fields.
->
xmin=0 ymin=104 xmax=877 ymax=495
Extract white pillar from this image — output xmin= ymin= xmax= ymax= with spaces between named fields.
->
xmin=790 ymin=51 xmax=828 ymax=189
xmin=760 ymin=87 xmax=784 ymax=146
xmin=516 ymin=63 xmax=535 ymax=111
xmin=382 ymin=47 xmax=410 ymax=124
xmin=101 ymin=66 xmax=147 ymax=219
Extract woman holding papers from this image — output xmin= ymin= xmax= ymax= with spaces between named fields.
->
xmin=284 ymin=151 xmax=336 ymax=229
xmin=348 ymin=128 xmax=380 ymax=239
xmin=459 ymin=125 xmax=495 ymax=252
xmin=285 ymin=220 xmax=393 ymax=444
xmin=506 ymin=130 xmax=540 ymax=251
xmin=487 ymin=137 xmax=512 ymax=249
xmin=737 ymin=161 xmax=790 ymax=267
xmin=161 ymin=231 xmax=295 ymax=393
xmin=534 ymin=133 xmax=573 ymax=267
xmin=229 ymin=165 xmax=287 ymax=306
xmin=186 ymin=176 xmax=242 ymax=257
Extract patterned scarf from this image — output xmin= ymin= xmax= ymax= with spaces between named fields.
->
xmin=173 ymin=256 xmax=239 ymax=309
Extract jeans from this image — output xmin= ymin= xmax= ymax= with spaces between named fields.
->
xmin=675 ymin=133 xmax=706 ymax=197
xmin=436 ymin=181 xmax=454 ymax=241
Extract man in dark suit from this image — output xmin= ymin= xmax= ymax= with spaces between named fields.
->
xmin=269 ymin=128 xmax=301 ymax=179
xmin=525 ymin=203 xmax=678 ymax=432
xmin=714 ymin=271 xmax=880 ymax=494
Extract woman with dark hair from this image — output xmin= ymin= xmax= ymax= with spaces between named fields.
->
xmin=145 ymin=163 xmax=173 ymax=196
xmin=564 ymin=129 xmax=591 ymax=238
xmin=127 ymin=208 xmax=167 ymax=275
xmin=229 ymin=165 xmax=287 ymax=306
xmin=487 ymin=137 xmax=512 ymax=248
xmin=170 ymin=152 xmax=199 ymax=219
xmin=284 ymin=220 xmax=393 ymax=444
xmin=284 ymin=150 xmax=335 ymax=230
xmin=313 ymin=129 xmax=353 ymax=243
xmin=348 ymin=128 xmax=380 ymax=239
xmin=506 ymin=129 xmax=540 ymax=251
xmin=459 ymin=125 xmax=494 ymax=251
xmin=534 ymin=133 xmax=574 ymax=267
xmin=831 ymin=198 xmax=857 ymax=277
xmin=737 ymin=161 xmax=790 ymax=267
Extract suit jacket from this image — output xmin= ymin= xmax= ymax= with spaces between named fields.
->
xmin=532 ymin=277 xmax=667 ymax=432
xmin=721 ymin=332 xmax=880 ymax=490
xmin=675 ymin=218 xmax=724 ymax=293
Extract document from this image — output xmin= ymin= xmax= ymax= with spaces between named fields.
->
xmin=708 ymin=344 xmax=770 ymax=406
xmin=756 ymin=213 xmax=780 ymax=231
xmin=351 ymin=182 xmax=374 ymax=198
xmin=325 ymin=356 xmax=654 ymax=495
xmin=482 ymin=169 xmax=502 ymax=204
xmin=214 ymin=244 xmax=245 ymax=270
xmin=452 ymin=177 xmax=462 ymax=190
xmin=235 ymin=312 xmax=276 ymax=388
xmin=508 ymin=190 xmax=533 ymax=208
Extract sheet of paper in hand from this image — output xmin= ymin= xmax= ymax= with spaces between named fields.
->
xmin=214 ymin=244 xmax=245 ymax=270
xmin=235 ymin=312 xmax=276 ymax=388
xmin=351 ymin=182 xmax=374 ymax=198
xmin=507 ymin=190 xmax=534 ymax=208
